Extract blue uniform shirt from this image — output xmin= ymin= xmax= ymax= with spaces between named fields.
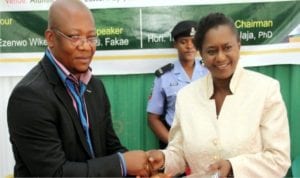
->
xmin=147 ymin=60 xmax=208 ymax=126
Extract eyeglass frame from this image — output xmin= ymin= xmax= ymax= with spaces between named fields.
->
xmin=52 ymin=29 xmax=99 ymax=47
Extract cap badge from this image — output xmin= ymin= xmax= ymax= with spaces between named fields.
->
xmin=190 ymin=27 xmax=196 ymax=36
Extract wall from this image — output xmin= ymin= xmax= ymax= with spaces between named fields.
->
xmin=99 ymin=74 xmax=159 ymax=150
xmin=0 ymin=76 xmax=22 ymax=177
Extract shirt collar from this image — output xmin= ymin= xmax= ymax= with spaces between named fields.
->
xmin=173 ymin=60 xmax=182 ymax=74
xmin=46 ymin=48 xmax=92 ymax=85
xmin=173 ymin=59 xmax=203 ymax=73
xmin=173 ymin=60 xmax=191 ymax=83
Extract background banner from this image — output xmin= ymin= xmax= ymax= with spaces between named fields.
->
xmin=0 ymin=0 xmax=299 ymax=76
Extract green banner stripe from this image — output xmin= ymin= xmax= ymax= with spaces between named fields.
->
xmin=0 ymin=1 xmax=299 ymax=53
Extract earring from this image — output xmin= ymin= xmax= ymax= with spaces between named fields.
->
xmin=200 ymin=59 xmax=205 ymax=67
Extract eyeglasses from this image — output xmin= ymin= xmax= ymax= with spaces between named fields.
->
xmin=53 ymin=29 xmax=99 ymax=47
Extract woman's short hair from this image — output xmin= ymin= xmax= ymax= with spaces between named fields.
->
xmin=194 ymin=12 xmax=239 ymax=50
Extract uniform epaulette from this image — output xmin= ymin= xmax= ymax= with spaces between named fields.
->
xmin=154 ymin=63 xmax=174 ymax=77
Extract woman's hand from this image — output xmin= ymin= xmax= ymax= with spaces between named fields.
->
xmin=208 ymin=159 xmax=233 ymax=178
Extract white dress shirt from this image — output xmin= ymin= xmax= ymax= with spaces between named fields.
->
xmin=163 ymin=64 xmax=291 ymax=178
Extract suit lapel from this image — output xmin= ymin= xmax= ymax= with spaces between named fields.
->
xmin=84 ymin=80 xmax=101 ymax=157
xmin=54 ymin=86 xmax=92 ymax=157
xmin=41 ymin=56 xmax=92 ymax=157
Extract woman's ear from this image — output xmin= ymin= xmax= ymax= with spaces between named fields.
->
xmin=173 ymin=41 xmax=177 ymax=49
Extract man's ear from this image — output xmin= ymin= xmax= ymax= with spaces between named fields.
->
xmin=45 ymin=29 xmax=55 ymax=48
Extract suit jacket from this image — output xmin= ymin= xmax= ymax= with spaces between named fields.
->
xmin=7 ymin=55 xmax=127 ymax=177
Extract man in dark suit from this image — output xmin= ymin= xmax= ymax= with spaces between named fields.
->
xmin=7 ymin=0 xmax=150 ymax=177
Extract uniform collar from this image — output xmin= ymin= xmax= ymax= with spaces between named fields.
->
xmin=173 ymin=59 xmax=206 ymax=82
xmin=173 ymin=60 xmax=190 ymax=83
xmin=207 ymin=62 xmax=243 ymax=98
xmin=173 ymin=60 xmax=183 ymax=75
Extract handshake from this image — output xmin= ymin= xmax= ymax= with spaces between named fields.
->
xmin=123 ymin=150 xmax=171 ymax=177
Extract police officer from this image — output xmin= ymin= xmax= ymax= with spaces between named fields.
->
xmin=147 ymin=20 xmax=208 ymax=148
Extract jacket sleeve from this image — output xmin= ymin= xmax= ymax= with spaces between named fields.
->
xmin=7 ymin=82 xmax=125 ymax=177
xmin=163 ymin=94 xmax=187 ymax=176
xmin=229 ymin=80 xmax=291 ymax=177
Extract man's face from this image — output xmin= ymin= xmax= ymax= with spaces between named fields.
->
xmin=174 ymin=36 xmax=197 ymax=62
xmin=46 ymin=10 xmax=96 ymax=77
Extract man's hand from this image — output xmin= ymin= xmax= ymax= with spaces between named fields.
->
xmin=123 ymin=150 xmax=150 ymax=177
xmin=147 ymin=150 xmax=165 ymax=171
xmin=150 ymin=172 xmax=172 ymax=178
xmin=207 ymin=159 xmax=233 ymax=178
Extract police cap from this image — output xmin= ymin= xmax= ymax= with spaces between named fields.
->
xmin=171 ymin=20 xmax=197 ymax=41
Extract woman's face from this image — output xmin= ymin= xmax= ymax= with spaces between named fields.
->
xmin=200 ymin=25 xmax=240 ymax=80
xmin=174 ymin=36 xmax=197 ymax=62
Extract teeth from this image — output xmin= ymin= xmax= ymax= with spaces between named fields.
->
xmin=216 ymin=63 xmax=228 ymax=69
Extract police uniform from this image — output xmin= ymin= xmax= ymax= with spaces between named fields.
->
xmin=147 ymin=60 xmax=207 ymax=127
xmin=147 ymin=20 xmax=208 ymax=150
xmin=147 ymin=20 xmax=208 ymax=128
